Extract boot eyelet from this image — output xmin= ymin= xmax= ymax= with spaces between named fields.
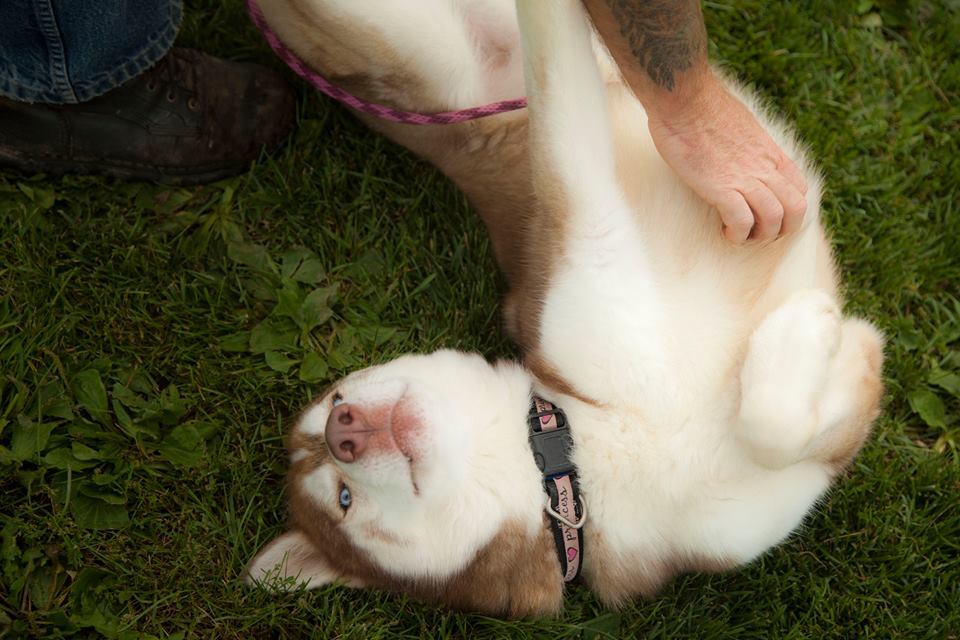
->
xmin=146 ymin=80 xmax=158 ymax=92
xmin=166 ymin=91 xmax=177 ymax=102
xmin=187 ymin=97 xmax=199 ymax=111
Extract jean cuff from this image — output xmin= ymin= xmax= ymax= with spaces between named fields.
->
xmin=0 ymin=0 xmax=183 ymax=104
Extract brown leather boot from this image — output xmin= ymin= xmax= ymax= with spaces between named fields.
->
xmin=0 ymin=48 xmax=296 ymax=185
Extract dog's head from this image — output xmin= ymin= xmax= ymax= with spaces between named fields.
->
xmin=246 ymin=350 xmax=564 ymax=617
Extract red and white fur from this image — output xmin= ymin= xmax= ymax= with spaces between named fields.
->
xmin=246 ymin=0 xmax=884 ymax=617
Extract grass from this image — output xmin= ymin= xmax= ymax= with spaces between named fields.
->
xmin=1 ymin=0 xmax=958 ymax=637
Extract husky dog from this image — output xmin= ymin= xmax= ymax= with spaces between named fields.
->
xmin=246 ymin=0 xmax=884 ymax=617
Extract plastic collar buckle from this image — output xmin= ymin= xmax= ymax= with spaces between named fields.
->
xmin=528 ymin=423 xmax=575 ymax=478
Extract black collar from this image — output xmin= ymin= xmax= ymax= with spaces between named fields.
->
xmin=528 ymin=396 xmax=586 ymax=583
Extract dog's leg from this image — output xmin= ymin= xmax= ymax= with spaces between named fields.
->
xmin=675 ymin=298 xmax=882 ymax=565
xmin=803 ymin=318 xmax=885 ymax=471
xmin=258 ymin=0 xmax=538 ymax=282
xmin=258 ymin=0 xmax=522 ymax=112
xmin=737 ymin=289 xmax=884 ymax=470
xmin=516 ymin=0 xmax=629 ymax=225
xmin=514 ymin=0 xmax=664 ymax=399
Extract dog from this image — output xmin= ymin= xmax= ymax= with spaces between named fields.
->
xmin=245 ymin=0 xmax=885 ymax=617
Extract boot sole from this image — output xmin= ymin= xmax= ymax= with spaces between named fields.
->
xmin=0 ymin=147 xmax=261 ymax=186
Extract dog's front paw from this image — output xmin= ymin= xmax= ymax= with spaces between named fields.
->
xmin=737 ymin=289 xmax=843 ymax=468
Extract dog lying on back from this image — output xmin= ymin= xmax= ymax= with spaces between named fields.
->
xmin=246 ymin=0 xmax=884 ymax=617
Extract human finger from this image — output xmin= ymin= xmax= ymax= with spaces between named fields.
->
xmin=778 ymin=154 xmax=807 ymax=195
xmin=718 ymin=191 xmax=755 ymax=244
xmin=762 ymin=172 xmax=807 ymax=236
xmin=741 ymin=183 xmax=784 ymax=242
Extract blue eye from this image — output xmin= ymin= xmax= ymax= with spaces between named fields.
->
xmin=332 ymin=392 xmax=344 ymax=407
xmin=338 ymin=485 xmax=351 ymax=510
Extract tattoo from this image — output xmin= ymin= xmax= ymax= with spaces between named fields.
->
xmin=604 ymin=0 xmax=706 ymax=91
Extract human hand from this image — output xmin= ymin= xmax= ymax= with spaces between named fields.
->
xmin=646 ymin=79 xmax=808 ymax=243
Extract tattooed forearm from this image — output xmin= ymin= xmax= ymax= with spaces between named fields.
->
xmin=602 ymin=0 xmax=707 ymax=91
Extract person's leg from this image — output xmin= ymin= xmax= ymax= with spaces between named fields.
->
xmin=0 ymin=0 xmax=295 ymax=185
xmin=0 ymin=0 xmax=182 ymax=104
xmin=582 ymin=0 xmax=808 ymax=243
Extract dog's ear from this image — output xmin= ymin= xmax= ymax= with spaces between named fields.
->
xmin=245 ymin=529 xmax=342 ymax=590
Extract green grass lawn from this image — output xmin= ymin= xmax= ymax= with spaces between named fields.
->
xmin=2 ymin=0 xmax=958 ymax=638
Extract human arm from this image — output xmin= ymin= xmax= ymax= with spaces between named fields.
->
xmin=581 ymin=0 xmax=808 ymax=242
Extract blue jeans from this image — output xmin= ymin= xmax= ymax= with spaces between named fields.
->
xmin=0 ymin=0 xmax=183 ymax=104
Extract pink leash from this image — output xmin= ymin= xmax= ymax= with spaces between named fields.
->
xmin=245 ymin=0 xmax=527 ymax=125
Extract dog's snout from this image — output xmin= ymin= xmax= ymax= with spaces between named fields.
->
xmin=325 ymin=403 xmax=370 ymax=463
